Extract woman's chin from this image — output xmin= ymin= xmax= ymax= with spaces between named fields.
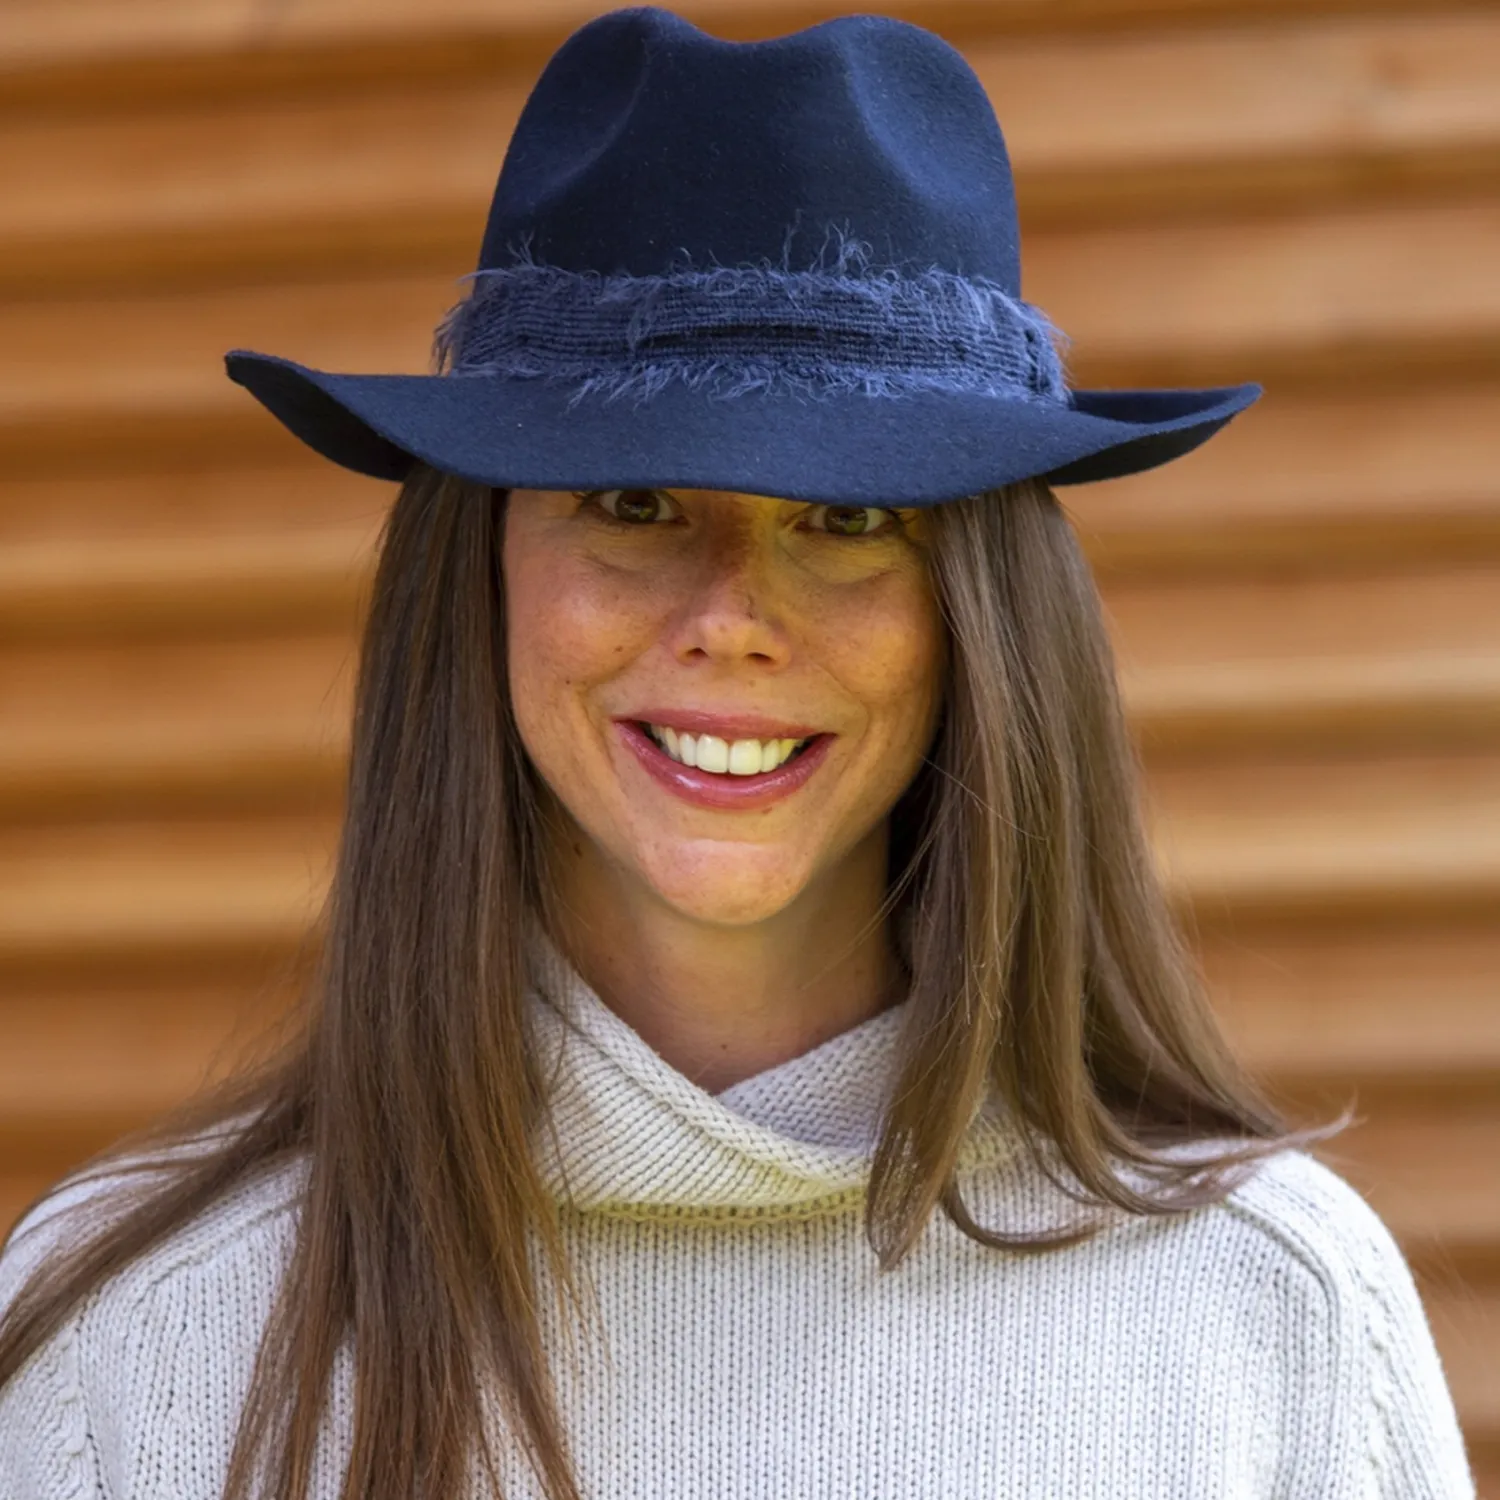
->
xmin=635 ymin=850 xmax=816 ymax=928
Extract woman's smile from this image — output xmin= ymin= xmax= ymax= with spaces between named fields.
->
xmin=639 ymin=722 xmax=811 ymax=775
xmin=614 ymin=717 xmax=835 ymax=811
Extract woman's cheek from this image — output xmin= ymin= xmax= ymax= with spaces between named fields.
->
xmin=515 ymin=554 xmax=658 ymax=690
xmin=829 ymin=577 xmax=944 ymax=748
xmin=507 ymin=548 xmax=600 ymax=755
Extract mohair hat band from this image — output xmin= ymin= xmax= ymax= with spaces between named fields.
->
xmin=225 ymin=6 xmax=1262 ymax=506
xmin=431 ymin=231 xmax=1071 ymax=409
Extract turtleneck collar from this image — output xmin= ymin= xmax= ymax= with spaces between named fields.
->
xmin=524 ymin=922 xmax=1020 ymax=1222
xmin=714 ymin=998 xmax=912 ymax=1150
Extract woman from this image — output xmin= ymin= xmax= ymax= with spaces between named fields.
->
xmin=0 ymin=8 xmax=1475 ymax=1499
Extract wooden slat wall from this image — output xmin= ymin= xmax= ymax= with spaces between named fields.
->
xmin=2 ymin=0 xmax=1497 ymax=1486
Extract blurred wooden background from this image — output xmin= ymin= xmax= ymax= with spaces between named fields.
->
xmin=2 ymin=0 xmax=1498 ymax=1485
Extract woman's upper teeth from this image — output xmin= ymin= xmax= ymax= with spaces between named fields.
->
xmin=648 ymin=723 xmax=806 ymax=775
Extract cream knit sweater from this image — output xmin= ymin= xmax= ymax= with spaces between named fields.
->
xmin=0 ymin=930 xmax=1478 ymax=1498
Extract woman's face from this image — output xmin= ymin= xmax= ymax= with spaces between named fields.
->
xmin=503 ymin=488 xmax=945 ymax=926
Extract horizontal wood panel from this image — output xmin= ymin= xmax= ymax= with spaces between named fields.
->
xmin=5 ymin=198 xmax=1499 ymax=464
xmin=1202 ymin=919 xmax=1500 ymax=1084
xmin=1107 ymin=566 xmax=1500 ymax=669
xmin=0 ymin=980 xmax=288 ymax=1141
xmin=7 ymin=12 xmax=1500 ymax=291
xmin=0 ymin=461 xmax=392 ymax=548
xmin=4 ymin=396 xmax=1499 ymax=634
xmin=1064 ymin=378 xmax=1500 ymax=574
xmin=995 ymin=11 xmax=1500 ymax=180
xmin=1110 ymin=564 xmax=1500 ymax=751
xmin=3 ymin=923 xmax=1494 ymax=1182
xmin=0 ymin=635 xmax=356 ymax=749
xmin=0 ymin=84 xmax=502 ymax=294
xmin=6 ymin=0 xmax=1468 ymax=83
xmin=1026 ymin=195 xmax=1500 ymax=388
xmin=1127 ymin=652 xmax=1500 ymax=756
xmin=0 ymin=632 xmax=355 ymax=815
xmin=1317 ymin=1097 xmax=1500 ymax=1257
xmin=0 ymin=525 xmax=376 ymax=636
xmin=0 ymin=814 xmax=339 ymax=961
xmin=11 ymin=662 xmax=1495 ymax=817
xmin=1149 ymin=749 xmax=1500 ymax=919
xmin=0 ymin=273 xmax=451 ymax=432
xmin=0 ymin=461 xmax=387 ymax=637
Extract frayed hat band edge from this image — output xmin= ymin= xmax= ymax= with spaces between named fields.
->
xmin=430 ymin=258 xmax=1071 ymax=406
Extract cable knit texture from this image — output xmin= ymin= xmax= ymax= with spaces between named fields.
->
xmin=0 ymin=931 xmax=1478 ymax=1498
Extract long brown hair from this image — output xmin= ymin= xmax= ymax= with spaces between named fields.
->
xmin=0 ymin=465 xmax=1352 ymax=1500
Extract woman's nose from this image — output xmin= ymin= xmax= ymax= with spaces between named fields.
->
xmin=669 ymin=521 xmax=792 ymax=668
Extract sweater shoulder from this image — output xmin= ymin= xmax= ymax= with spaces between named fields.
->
xmin=1 ymin=1143 xmax=305 ymax=1318
xmin=1150 ymin=1142 xmax=1425 ymax=1347
xmin=1201 ymin=1144 xmax=1475 ymax=1496
xmin=1216 ymin=1146 xmax=1405 ymax=1296
xmin=1 ymin=1147 xmax=307 ymax=1500
xmin=1210 ymin=1145 xmax=1459 ymax=1362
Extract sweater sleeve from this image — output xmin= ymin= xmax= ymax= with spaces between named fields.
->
xmin=1342 ymin=1183 xmax=1477 ymax=1499
xmin=0 ymin=1193 xmax=110 ymax=1500
xmin=0 ymin=1314 xmax=105 ymax=1500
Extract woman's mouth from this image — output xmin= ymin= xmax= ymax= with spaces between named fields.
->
xmin=640 ymin=722 xmax=812 ymax=775
xmin=614 ymin=719 xmax=832 ymax=810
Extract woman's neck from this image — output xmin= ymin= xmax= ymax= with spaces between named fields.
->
xmin=541 ymin=830 xmax=905 ymax=1094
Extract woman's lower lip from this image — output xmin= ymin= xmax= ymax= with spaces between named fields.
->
xmin=615 ymin=720 xmax=832 ymax=809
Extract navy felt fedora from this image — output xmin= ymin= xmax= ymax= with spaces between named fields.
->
xmin=225 ymin=5 xmax=1261 ymax=505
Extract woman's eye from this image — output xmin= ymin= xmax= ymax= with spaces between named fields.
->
xmin=804 ymin=504 xmax=900 ymax=537
xmin=577 ymin=489 xmax=677 ymax=525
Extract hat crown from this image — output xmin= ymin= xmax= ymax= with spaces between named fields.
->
xmin=481 ymin=6 xmax=1022 ymax=290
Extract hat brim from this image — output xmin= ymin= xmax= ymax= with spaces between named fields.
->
xmin=224 ymin=351 xmax=1260 ymax=502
